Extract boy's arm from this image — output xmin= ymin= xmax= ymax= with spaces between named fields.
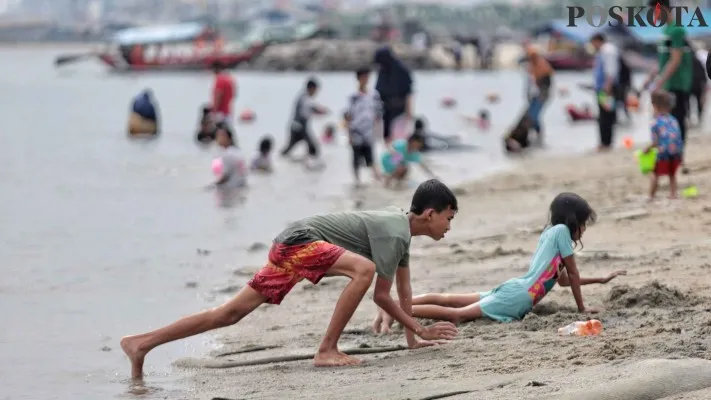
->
xmin=373 ymin=275 xmax=457 ymax=345
xmin=395 ymin=267 xmax=434 ymax=348
xmin=374 ymin=275 xmax=424 ymax=338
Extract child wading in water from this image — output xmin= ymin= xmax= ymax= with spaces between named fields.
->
xmin=251 ymin=135 xmax=274 ymax=173
xmin=345 ymin=66 xmax=383 ymax=186
xmin=122 ymin=179 xmax=459 ymax=378
xmin=374 ymin=192 xmax=626 ymax=332
xmin=646 ymin=90 xmax=684 ymax=200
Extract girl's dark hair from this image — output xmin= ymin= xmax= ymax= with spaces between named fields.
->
xmin=259 ymin=136 xmax=273 ymax=154
xmin=216 ymin=122 xmax=235 ymax=146
xmin=548 ymin=192 xmax=596 ymax=248
xmin=414 ymin=117 xmax=426 ymax=130
xmin=408 ymin=132 xmax=425 ymax=144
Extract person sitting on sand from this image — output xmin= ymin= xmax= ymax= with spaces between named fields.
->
xmin=381 ymin=133 xmax=438 ymax=188
xmin=373 ymin=192 xmax=627 ymax=332
xmin=121 ymin=179 xmax=459 ymax=378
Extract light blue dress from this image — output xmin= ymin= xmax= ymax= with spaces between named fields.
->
xmin=381 ymin=139 xmax=421 ymax=174
xmin=478 ymin=224 xmax=575 ymax=322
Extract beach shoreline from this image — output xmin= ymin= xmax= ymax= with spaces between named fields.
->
xmin=167 ymin=132 xmax=711 ymax=399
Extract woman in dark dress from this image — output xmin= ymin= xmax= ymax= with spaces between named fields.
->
xmin=374 ymin=47 xmax=413 ymax=143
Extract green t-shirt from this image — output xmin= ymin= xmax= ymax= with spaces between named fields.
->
xmin=658 ymin=24 xmax=693 ymax=92
xmin=274 ymin=206 xmax=411 ymax=281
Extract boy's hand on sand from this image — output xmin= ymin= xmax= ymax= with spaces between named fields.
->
xmin=603 ymin=270 xmax=627 ymax=283
xmin=419 ymin=322 xmax=458 ymax=341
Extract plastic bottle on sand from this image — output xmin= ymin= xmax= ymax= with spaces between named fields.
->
xmin=558 ymin=320 xmax=603 ymax=336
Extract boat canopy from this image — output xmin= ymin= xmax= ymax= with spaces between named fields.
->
xmin=531 ymin=20 xmax=600 ymax=44
xmin=112 ymin=22 xmax=207 ymax=46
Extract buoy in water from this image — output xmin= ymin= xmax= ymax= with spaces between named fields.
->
xmin=441 ymin=96 xmax=457 ymax=108
xmin=211 ymin=158 xmax=223 ymax=176
xmin=622 ymin=136 xmax=634 ymax=149
xmin=239 ymin=109 xmax=256 ymax=123
xmin=486 ymin=93 xmax=500 ymax=103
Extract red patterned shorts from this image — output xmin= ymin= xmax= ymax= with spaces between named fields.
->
xmin=247 ymin=241 xmax=346 ymax=304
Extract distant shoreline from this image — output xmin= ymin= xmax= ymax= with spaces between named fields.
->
xmin=0 ymin=42 xmax=103 ymax=50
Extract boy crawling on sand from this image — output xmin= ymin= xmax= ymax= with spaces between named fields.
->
xmin=121 ymin=179 xmax=459 ymax=378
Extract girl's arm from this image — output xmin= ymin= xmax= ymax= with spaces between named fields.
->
xmin=557 ymin=269 xmax=627 ymax=286
xmin=559 ymin=255 xmax=587 ymax=312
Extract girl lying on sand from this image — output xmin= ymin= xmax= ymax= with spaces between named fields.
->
xmin=373 ymin=192 xmax=627 ymax=332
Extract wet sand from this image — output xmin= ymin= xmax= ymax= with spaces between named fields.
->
xmin=169 ymin=134 xmax=711 ymax=399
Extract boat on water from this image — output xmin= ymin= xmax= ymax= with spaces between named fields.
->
xmin=55 ymin=22 xmax=267 ymax=72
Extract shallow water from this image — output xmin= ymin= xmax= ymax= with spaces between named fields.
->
xmin=0 ymin=46 xmax=658 ymax=400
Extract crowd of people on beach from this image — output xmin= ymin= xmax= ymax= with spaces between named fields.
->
xmin=120 ymin=0 xmax=710 ymax=380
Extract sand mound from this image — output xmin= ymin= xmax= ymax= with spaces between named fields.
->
xmin=606 ymin=280 xmax=701 ymax=309
xmin=520 ymin=301 xmax=579 ymax=331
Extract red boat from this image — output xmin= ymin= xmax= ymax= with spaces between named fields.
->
xmin=55 ymin=22 xmax=267 ymax=72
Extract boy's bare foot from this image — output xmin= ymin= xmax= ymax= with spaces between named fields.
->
xmin=381 ymin=311 xmax=394 ymax=331
xmin=372 ymin=313 xmax=383 ymax=334
xmin=313 ymin=350 xmax=362 ymax=367
xmin=121 ymin=335 xmax=147 ymax=379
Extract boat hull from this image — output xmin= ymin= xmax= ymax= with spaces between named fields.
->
xmin=98 ymin=45 xmax=266 ymax=72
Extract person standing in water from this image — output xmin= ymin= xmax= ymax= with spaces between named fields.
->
xmin=643 ymin=0 xmax=692 ymax=174
xmin=524 ymin=45 xmax=553 ymax=144
xmin=590 ymin=33 xmax=620 ymax=152
xmin=504 ymin=45 xmax=553 ymax=152
xmin=211 ymin=61 xmax=236 ymax=126
xmin=207 ymin=123 xmax=247 ymax=207
xmin=281 ymin=78 xmax=329 ymax=169
xmin=374 ymin=47 xmax=413 ymax=144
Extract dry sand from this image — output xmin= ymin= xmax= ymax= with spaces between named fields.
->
xmin=174 ymin=134 xmax=711 ymax=400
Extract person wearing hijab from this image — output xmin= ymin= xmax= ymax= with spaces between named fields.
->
xmin=128 ymin=88 xmax=159 ymax=136
xmin=374 ymin=47 xmax=413 ymax=143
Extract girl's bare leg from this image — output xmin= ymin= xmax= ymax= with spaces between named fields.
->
xmin=121 ymin=286 xmax=268 ymax=379
xmin=376 ymin=293 xmax=481 ymax=332
xmin=412 ymin=301 xmax=484 ymax=324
